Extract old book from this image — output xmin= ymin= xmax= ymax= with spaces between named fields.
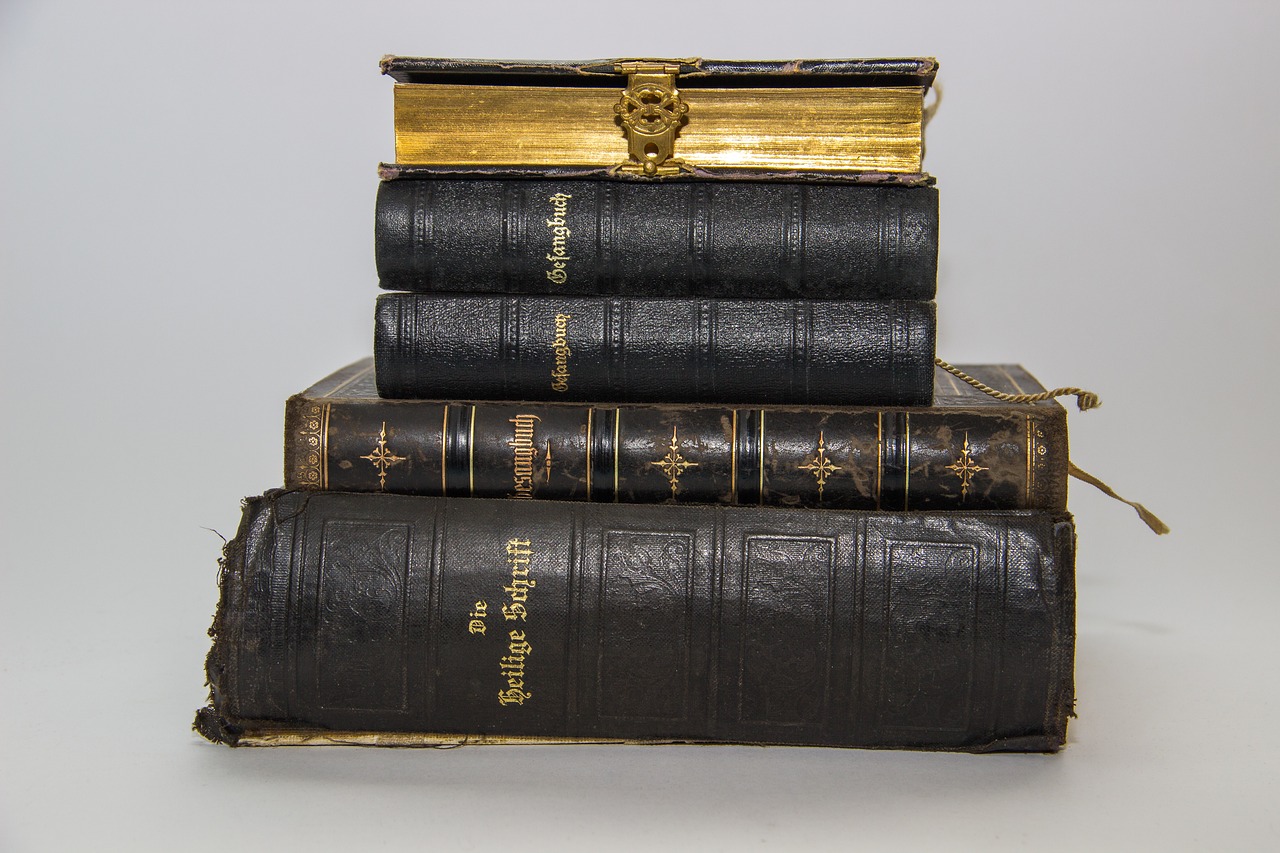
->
xmin=374 ymin=294 xmax=935 ymax=406
xmin=289 ymin=360 xmax=1066 ymax=511
xmin=196 ymin=491 xmax=1075 ymax=752
xmin=375 ymin=175 xmax=937 ymax=299
xmin=382 ymin=57 xmax=936 ymax=175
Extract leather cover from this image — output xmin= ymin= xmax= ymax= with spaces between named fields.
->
xmin=375 ymin=177 xmax=937 ymax=299
xmin=374 ymin=294 xmax=936 ymax=406
xmin=288 ymin=360 xmax=1066 ymax=511
xmin=378 ymin=164 xmax=936 ymax=186
xmin=196 ymin=491 xmax=1075 ymax=752
xmin=380 ymin=57 xmax=938 ymax=89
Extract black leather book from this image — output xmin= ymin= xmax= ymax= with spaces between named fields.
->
xmin=196 ymin=491 xmax=1075 ymax=752
xmin=289 ymin=360 xmax=1066 ymax=511
xmin=375 ymin=175 xmax=937 ymax=299
xmin=382 ymin=57 xmax=936 ymax=175
xmin=374 ymin=294 xmax=936 ymax=406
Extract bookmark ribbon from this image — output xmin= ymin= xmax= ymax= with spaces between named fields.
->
xmin=935 ymin=358 xmax=1167 ymax=534
xmin=1068 ymin=462 xmax=1170 ymax=535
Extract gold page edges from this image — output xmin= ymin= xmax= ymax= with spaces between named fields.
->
xmin=393 ymin=84 xmax=923 ymax=173
xmin=235 ymin=729 xmax=680 ymax=747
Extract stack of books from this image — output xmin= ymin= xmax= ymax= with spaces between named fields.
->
xmin=196 ymin=57 xmax=1075 ymax=752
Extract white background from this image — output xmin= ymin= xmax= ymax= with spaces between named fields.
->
xmin=2 ymin=1 xmax=1277 ymax=849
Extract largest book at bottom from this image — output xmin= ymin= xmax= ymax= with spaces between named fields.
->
xmin=197 ymin=491 xmax=1075 ymax=752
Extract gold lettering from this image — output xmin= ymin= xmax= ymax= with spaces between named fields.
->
xmin=498 ymin=687 xmax=532 ymax=706
xmin=544 ymin=193 xmax=572 ymax=284
xmin=508 ymin=415 xmax=542 ymax=499
xmin=467 ymin=600 xmax=488 ymax=635
xmin=503 ymin=578 xmax=537 ymax=602
xmin=551 ymin=313 xmax=572 ymax=392
xmin=495 ymin=541 xmax=537 ymax=707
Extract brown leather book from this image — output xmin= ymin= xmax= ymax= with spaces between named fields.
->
xmin=287 ymin=360 xmax=1067 ymax=511
xmin=196 ymin=491 xmax=1075 ymax=752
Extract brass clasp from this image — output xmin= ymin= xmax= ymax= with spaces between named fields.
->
xmin=614 ymin=62 xmax=689 ymax=175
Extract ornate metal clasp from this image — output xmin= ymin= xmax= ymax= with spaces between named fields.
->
xmin=614 ymin=62 xmax=689 ymax=176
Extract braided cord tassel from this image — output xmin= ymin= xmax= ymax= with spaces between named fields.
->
xmin=935 ymin=358 xmax=1101 ymax=411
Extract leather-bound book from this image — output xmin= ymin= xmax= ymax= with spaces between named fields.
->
xmin=382 ymin=57 xmax=937 ymax=176
xmin=288 ymin=360 xmax=1066 ymax=511
xmin=373 ymin=294 xmax=935 ymax=406
xmin=196 ymin=491 xmax=1075 ymax=752
xmin=375 ymin=173 xmax=937 ymax=300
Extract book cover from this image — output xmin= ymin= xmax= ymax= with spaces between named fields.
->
xmin=383 ymin=57 xmax=936 ymax=175
xmin=375 ymin=175 xmax=937 ymax=299
xmin=374 ymin=294 xmax=936 ymax=406
xmin=197 ymin=491 xmax=1075 ymax=752
xmin=288 ymin=360 xmax=1066 ymax=511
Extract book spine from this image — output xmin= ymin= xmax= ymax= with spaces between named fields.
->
xmin=374 ymin=294 xmax=936 ymax=406
xmin=375 ymin=179 xmax=937 ymax=299
xmin=284 ymin=396 xmax=1068 ymax=511
xmin=198 ymin=492 xmax=1075 ymax=752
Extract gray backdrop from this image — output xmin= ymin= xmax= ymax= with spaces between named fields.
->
xmin=2 ymin=1 xmax=1276 ymax=849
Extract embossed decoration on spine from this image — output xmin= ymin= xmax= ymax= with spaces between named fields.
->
xmin=652 ymin=425 xmax=699 ymax=498
xmin=729 ymin=410 xmax=739 ymax=501
xmin=613 ymin=408 xmax=622 ymax=501
xmin=875 ymin=411 xmax=884 ymax=510
xmin=587 ymin=407 xmax=620 ymax=503
xmin=613 ymin=62 xmax=689 ymax=176
xmin=584 ymin=408 xmax=594 ymax=499
xmin=599 ymin=531 xmax=694 ymax=720
xmin=878 ymin=412 xmax=909 ymax=511
xmin=797 ymin=431 xmax=842 ymax=501
xmin=758 ymin=411 xmax=767 ymax=505
xmin=736 ymin=409 xmax=763 ymax=505
xmin=740 ymin=536 xmax=834 ymax=726
xmin=903 ymin=413 xmax=911 ymax=510
xmin=360 ymin=421 xmax=407 ymax=490
xmin=296 ymin=403 xmax=329 ymax=488
xmin=1028 ymin=419 xmax=1048 ymax=506
xmin=314 ymin=519 xmax=412 ymax=713
xmin=944 ymin=432 xmax=988 ymax=501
